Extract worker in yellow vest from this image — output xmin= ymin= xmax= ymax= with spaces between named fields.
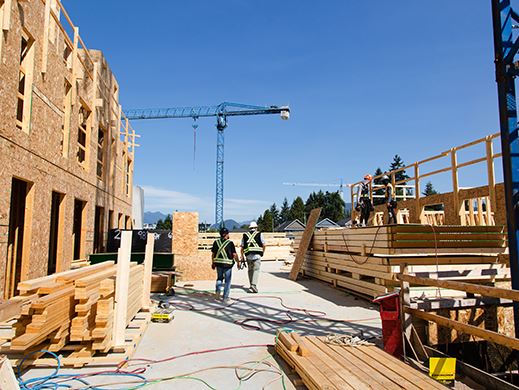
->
xmin=211 ymin=227 xmax=239 ymax=303
xmin=381 ymin=175 xmax=397 ymax=224
xmin=240 ymin=221 xmax=265 ymax=293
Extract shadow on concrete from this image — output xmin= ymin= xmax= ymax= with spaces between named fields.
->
xmin=160 ymin=283 xmax=381 ymax=339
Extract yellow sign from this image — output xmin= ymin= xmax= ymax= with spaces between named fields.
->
xmin=429 ymin=357 xmax=456 ymax=382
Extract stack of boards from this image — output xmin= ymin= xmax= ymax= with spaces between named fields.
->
xmin=0 ymin=261 xmax=150 ymax=367
xmin=275 ymin=331 xmax=445 ymax=390
xmin=198 ymin=232 xmax=292 ymax=260
xmin=294 ymin=225 xmax=509 ymax=298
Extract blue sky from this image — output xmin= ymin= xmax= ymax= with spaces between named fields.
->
xmin=64 ymin=1 xmax=501 ymax=223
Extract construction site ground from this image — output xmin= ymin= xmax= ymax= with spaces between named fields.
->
xmin=20 ymin=261 xmax=382 ymax=389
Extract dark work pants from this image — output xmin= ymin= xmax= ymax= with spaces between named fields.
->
xmin=387 ymin=203 xmax=397 ymax=224
xmin=360 ymin=198 xmax=371 ymax=226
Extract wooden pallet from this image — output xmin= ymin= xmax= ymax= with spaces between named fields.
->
xmin=3 ymin=311 xmax=150 ymax=368
xmin=276 ymin=332 xmax=445 ymax=390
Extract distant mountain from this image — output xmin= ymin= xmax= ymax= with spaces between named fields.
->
xmin=210 ymin=219 xmax=242 ymax=231
xmin=144 ymin=211 xmax=168 ymax=224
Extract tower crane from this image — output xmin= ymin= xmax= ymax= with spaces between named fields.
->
xmin=283 ymin=180 xmax=350 ymax=214
xmin=124 ymin=102 xmax=290 ymax=226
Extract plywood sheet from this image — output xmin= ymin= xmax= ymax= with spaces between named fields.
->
xmin=172 ymin=212 xmax=199 ymax=256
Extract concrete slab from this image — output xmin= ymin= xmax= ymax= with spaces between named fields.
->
xmin=20 ymin=261 xmax=382 ymax=389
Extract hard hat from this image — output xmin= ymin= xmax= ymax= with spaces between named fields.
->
xmin=249 ymin=221 xmax=258 ymax=229
xmin=381 ymin=175 xmax=390 ymax=184
xmin=364 ymin=174 xmax=373 ymax=181
xmin=219 ymin=227 xmax=229 ymax=237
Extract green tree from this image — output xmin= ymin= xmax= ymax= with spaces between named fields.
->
xmin=305 ymin=190 xmax=326 ymax=215
xmin=290 ymin=196 xmax=305 ymax=222
xmin=269 ymin=203 xmax=280 ymax=228
xmin=280 ymin=198 xmax=291 ymax=224
xmin=422 ymin=181 xmax=438 ymax=196
xmin=261 ymin=209 xmax=274 ymax=232
xmin=156 ymin=214 xmax=172 ymax=230
xmin=373 ymin=167 xmax=385 ymax=206
xmin=323 ymin=191 xmax=345 ymax=222
xmin=389 ymin=155 xmax=410 ymax=198
xmin=257 ymin=215 xmax=263 ymax=229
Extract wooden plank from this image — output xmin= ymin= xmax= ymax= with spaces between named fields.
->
xmin=317 ymin=338 xmax=401 ymax=389
xmin=292 ymin=332 xmax=310 ymax=356
xmin=112 ymin=231 xmax=131 ymax=347
xmin=406 ymin=307 xmax=519 ymax=350
xmin=305 ymin=338 xmax=371 ymax=390
xmin=278 ymin=331 xmax=298 ymax=352
xmin=399 ymin=274 xmax=519 ymax=301
xmin=142 ymin=233 xmax=154 ymax=310
xmin=0 ymin=355 xmax=19 ymax=390
xmin=290 ymin=208 xmax=322 ymax=280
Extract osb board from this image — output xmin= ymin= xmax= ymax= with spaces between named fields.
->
xmin=0 ymin=0 xmax=133 ymax=297
xmin=175 ymin=251 xmax=214 ymax=281
xmin=172 ymin=212 xmax=198 ymax=256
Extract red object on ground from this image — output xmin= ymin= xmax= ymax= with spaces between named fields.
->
xmin=373 ymin=292 xmax=403 ymax=358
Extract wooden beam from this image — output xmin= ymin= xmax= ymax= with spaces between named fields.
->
xmin=113 ymin=231 xmax=131 ymax=347
xmin=405 ymin=307 xmax=519 ymax=350
xmin=289 ymin=208 xmax=322 ymax=281
xmin=400 ymin=264 xmax=412 ymax=352
xmin=142 ymin=233 xmax=154 ymax=310
xmin=41 ymin=0 xmax=52 ymax=74
xmin=2 ymin=0 xmax=11 ymax=31
xmin=399 ymin=273 xmax=519 ymax=301
xmin=486 ymin=137 xmax=496 ymax=225
xmin=451 ymin=148 xmax=460 ymax=224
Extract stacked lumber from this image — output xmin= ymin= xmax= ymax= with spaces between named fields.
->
xmin=198 ymin=232 xmax=292 ymax=260
xmin=295 ymin=225 xmax=509 ymax=298
xmin=0 ymin=261 xmax=149 ymax=367
xmin=275 ymin=332 xmax=445 ymax=390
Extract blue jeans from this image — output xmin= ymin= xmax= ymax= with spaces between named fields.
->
xmin=215 ymin=266 xmax=232 ymax=299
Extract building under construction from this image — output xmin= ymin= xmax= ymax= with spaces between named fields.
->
xmin=0 ymin=1 xmax=519 ymax=390
xmin=0 ymin=0 xmax=136 ymax=299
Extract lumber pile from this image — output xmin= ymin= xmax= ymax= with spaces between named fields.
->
xmin=0 ymin=261 xmax=150 ymax=367
xmin=198 ymin=232 xmax=292 ymax=260
xmin=275 ymin=331 xmax=445 ymax=390
xmin=295 ymin=225 xmax=509 ymax=297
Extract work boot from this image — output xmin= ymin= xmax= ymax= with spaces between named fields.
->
xmin=215 ymin=290 xmax=221 ymax=300
xmin=223 ymin=297 xmax=231 ymax=305
xmin=251 ymin=285 xmax=258 ymax=293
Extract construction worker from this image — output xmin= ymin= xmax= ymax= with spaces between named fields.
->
xmin=240 ymin=221 xmax=265 ymax=293
xmin=381 ymin=175 xmax=397 ymax=224
xmin=211 ymin=227 xmax=239 ymax=303
xmin=355 ymin=174 xmax=373 ymax=226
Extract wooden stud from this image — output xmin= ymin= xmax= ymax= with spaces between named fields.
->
xmin=450 ymin=148 xmax=460 ymax=224
xmin=41 ymin=0 xmax=52 ymax=74
xmin=278 ymin=331 xmax=298 ymax=352
xmin=113 ymin=231 xmax=131 ymax=347
xmin=141 ymin=233 xmax=154 ymax=310
xmin=71 ymin=27 xmax=79 ymax=104
xmin=486 ymin=137 xmax=496 ymax=225
xmin=291 ymin=333 xmax=310 ymax=357
xmin=2 ymin=0 xmax=11 ymax=31
xmin=400 ymin=263 xmax=412 ymax=356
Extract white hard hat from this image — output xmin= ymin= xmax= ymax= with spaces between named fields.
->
xmin=249 ymin=221 xmax=258 ymax=229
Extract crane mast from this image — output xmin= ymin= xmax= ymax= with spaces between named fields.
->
xmin=125 ymin=102 xmax=290 ymax=226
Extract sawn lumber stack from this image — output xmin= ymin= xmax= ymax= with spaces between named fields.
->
xmin=275 ymin=331 xmax=445 ymax=390
xmin=294 ymin=225 xmax=509 ymax=297
xmin=0 ymin=261 xmax=149 ymax=367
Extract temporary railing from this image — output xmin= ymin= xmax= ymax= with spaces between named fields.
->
xmin=351 ymin=133 xmax=502 ymax=226
xmin=398 ymin=264 xmax=518 ymax=351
